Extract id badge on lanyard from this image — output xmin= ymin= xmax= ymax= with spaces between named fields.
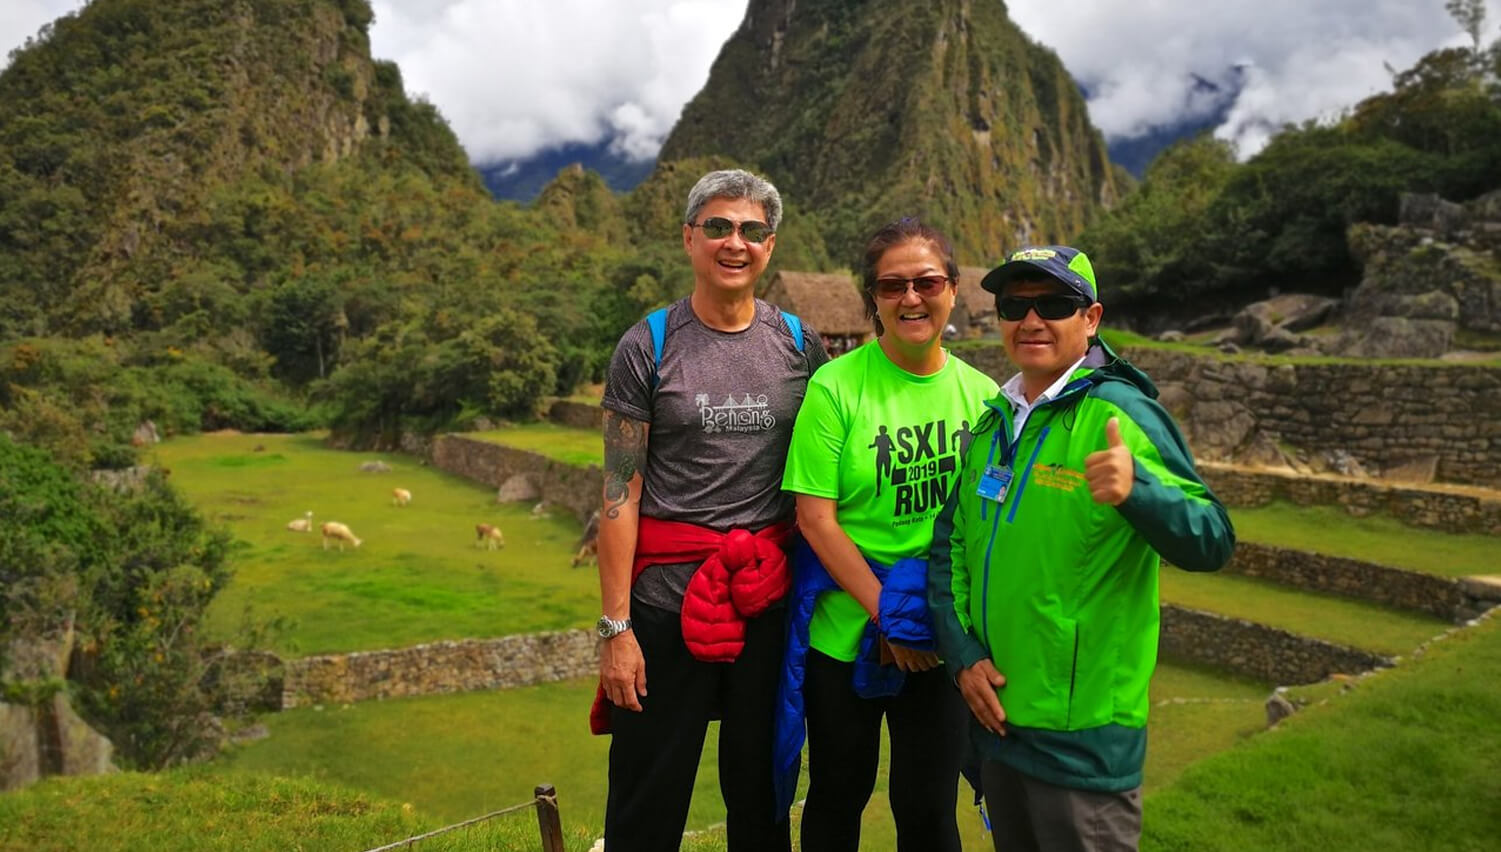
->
xmin=976 ymin=464 xmax=1013 ymax=504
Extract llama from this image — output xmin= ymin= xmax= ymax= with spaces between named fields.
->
xmin=320 ymin=521 xmax=363 ymax=551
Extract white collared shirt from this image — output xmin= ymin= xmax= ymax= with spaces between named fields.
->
xmin=999 ymin=354 xmax=1089 ymax=441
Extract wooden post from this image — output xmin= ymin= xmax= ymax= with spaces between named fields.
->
xmin=535 ymin=784 xmax=564 ymax=852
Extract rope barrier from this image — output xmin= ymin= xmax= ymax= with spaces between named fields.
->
xmin=362 ymin=795 xmax=545 ymax=852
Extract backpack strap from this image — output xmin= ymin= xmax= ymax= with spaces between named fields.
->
xmin=648 ymin=305 xmax=805 ymax=389
xmin=646 ymin=306 xmax=670 ymax=390
xmin=782 ymin=311 xmax=805 ymax=353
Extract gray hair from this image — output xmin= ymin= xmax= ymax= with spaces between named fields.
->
xmin=683 ymin=169 xmax=783 ymax=232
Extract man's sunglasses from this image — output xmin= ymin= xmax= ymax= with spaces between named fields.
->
xmin=691 ymin=217 xmax=775 ymax=244
xmin=871 ymin=275 xmax=951 ymax=300
xmin=997 ymin=294 xmax=1092 ymax=321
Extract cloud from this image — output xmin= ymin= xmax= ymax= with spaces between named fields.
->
xmin=1006 ymin=0 xmax=1501 ymax=157
xmin=0 ymin=0 xmax=83 ymax=67
xmin=368 ymin=0 xmax=746 ymax=164
xmin=5 ymin=0 xmax=1499 ymax=165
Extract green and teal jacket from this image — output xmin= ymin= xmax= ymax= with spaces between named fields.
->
xmin=927 ymin=338 xmax=1234 ymax=792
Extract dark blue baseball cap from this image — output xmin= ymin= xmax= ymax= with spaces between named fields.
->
xmin=980 ymin=245 xmax=1098 ymax=302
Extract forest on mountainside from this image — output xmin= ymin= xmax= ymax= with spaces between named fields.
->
xmin=1 ymin=0 xmax=1498 ymax=466
xmin=1078 ymin=0 xmax=1501 ymax=326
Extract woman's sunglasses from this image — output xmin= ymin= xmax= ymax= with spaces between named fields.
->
xmin=997 ymin=294 xmax=1092 ymax=321
xmin=871 ymin=275 xmax=951 ymax=300
xmin=692 ymin=217 xmax=775 ymax=244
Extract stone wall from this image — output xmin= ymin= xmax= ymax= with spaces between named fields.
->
xmin=958 ymin=344 xmax=1501 ymax=488
xmin=432 ymin=435 xmax=599 ymax=524
xmin=1160 ymin=605 xmax=1391 ymax=685
xmin=275 ymin=607 xmax=1393 ymax=710
xmin=282 ymin=630 xmax=597 ymax=708
xmin=1217 ymin=542 xmax=1499 ymax=623
xmin=1200 ymin=461 xmax=1501 ymax=536
xmin=548 ymin=400 xmax=605 ymax=431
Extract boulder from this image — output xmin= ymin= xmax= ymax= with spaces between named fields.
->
xmin=130 ymin=420 xmax=160 ymax=447
xmin=358 ymin=460 xmax=392 ymax=473
xmin=1 ymin=628 xmax=116 ymax=790
xmin=1392 ymin=290 xmax=1459 ymax=322
xmin=1315 ymin=449 xmax=1370 ymax=479
xmin=1334 ymin=317 xmax=1453 ymax=359
xmin=1265 ymin=690 xmax=1297 ymax=727
xmin=496 ymin=473 xmax=542 ymax=503
xmin=1156 ymin=330 xmax=1186 ymax=343
xmin=1229 ymin=294 xmax=1338 ymax=352
xmin=1259 ymin=326 xmax=1303 ymax=354
xmin=1231 ymin=430 xmax=1305 ymax=472
xmin=1230 ymin=310 xmax=1273 ymax=345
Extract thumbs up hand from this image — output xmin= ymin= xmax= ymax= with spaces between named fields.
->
xmin=1084 ymin=417 xmax=1134 ymax=505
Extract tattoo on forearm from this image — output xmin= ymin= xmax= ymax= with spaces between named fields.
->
xmin=602 ymin=412 xmax=648 ymax=520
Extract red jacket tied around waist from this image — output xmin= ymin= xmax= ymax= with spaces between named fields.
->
xmin=590 ymin=517 xmax=795 ymax=735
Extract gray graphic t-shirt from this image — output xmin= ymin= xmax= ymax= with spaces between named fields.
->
xmin=602 ymin=297 xmax=830 ymax=611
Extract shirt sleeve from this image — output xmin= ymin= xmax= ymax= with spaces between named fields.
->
xmin=802 ymin=322 xmax=833 ymax=374
xmin=782 ymin=377 xmax=846 ymax=499
xmin=600 ymin=321 xmax=655 ymax=423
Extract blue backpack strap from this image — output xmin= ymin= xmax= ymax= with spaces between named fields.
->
xmin=646 ymin=307 xmax=669 ymax=389
xmin=781 ymin=311 xmax=805 ymax=353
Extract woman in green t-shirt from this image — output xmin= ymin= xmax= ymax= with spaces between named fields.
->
xmin=780 ymin=218 xmax=999 ymax=851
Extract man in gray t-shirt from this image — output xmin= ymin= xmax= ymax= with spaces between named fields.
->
xmin=595 ymin=169 xmax=828 ymax=852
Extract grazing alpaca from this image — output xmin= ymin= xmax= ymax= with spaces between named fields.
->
xmin=476 ymin=523 xmax=505 ymax=551
xmin=286 ymin=511 xmax=314 ymax=533
xmin=321 ymin=521 xmax=362 ymax=551
xmin=392 ymin=488 xmax=412 ymax=507
xmin=571 ymin=510 xmax=600 ymax=568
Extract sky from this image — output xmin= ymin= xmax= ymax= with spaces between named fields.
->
xmin=3 ymin=0 xmax=1498 ymax=167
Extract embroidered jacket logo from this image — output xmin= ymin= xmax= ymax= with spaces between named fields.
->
xmin=700 ymin=393 xmax=775 ymax=433
xmin=871 ymin=418 xmax=975 ymax=523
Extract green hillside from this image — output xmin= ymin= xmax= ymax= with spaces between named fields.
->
xmin=658 ymin=0 xmax=1126 ymax=267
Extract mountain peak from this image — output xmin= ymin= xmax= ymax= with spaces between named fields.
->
xmin=657 ymin=0 xmax=1125 ymax=265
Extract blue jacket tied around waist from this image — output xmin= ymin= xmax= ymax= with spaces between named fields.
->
xmin=772 ymin=538 xmax=936 ymax=813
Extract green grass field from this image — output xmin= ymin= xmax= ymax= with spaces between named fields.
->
xmin=11 ymin=616 xmax=1496 ymax=852
xmin=470 ymin=423 xmax=603 ymax=468
xmin=1160 ymin=570 xmax=1445 ymax=656
xmin=94 ymin=429 xmax=1487 ymax=851
xmin=1142 ymin=614 xmax=1501 ymax=851
xmin=151 ymin=432 xmax=598 ymax=656
xmin=1230 ymin=501 xmax=1499 ymax=578
xmin=0 ymin=660 xmax=1259 ymax=852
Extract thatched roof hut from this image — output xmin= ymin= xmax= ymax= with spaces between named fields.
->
xmin=762 ymin=271 xmax=874 ymax=355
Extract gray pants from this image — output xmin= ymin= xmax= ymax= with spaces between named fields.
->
xmin=981 ymin=760 xmax=1142 ymax=852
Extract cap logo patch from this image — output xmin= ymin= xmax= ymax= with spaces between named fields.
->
xmin=1011 ymin=248 xmax=1057 ymax=261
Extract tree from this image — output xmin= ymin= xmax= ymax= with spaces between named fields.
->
xmin=261 ymin=276 xmax=343 ymax=384
xmin=1446 ymin=0 xmax=1487 ymax=54
xmin=0 ymin=435 xmax=235 ymax=770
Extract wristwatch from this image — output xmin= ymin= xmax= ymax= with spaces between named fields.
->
xmin=596 ymin=614 xmax=633 ymax=639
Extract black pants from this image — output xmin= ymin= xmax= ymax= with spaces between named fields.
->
xmin=603 ymin=597 xmax=791 ymax=852
xmin=800 ymin=649 xmax=968 ymax=852
xmin=981 ymin=760 xmax=1142 ymax=852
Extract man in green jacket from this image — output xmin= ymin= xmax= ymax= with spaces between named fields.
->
xmin=928 ymin=245 xmax=1234 ymax=852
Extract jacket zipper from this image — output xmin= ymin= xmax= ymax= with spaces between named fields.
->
xmin=1066 ymin=624 xmax=1080 ymax=728
xmin=977 ymin=379 xmax=1093 ymax=657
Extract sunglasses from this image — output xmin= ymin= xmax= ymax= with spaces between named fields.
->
xmin=997 ymin=294 xmax=1092 ymax=321
xmin=871 ymin=275 xmax=951 ymax=300
xmin=692 ymin=217 xmax=775 ymax=244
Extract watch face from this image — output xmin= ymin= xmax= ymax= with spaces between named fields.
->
xmin=596 ymin=615 xmax=614 ymax=638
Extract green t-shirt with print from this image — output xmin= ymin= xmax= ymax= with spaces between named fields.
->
xmin=782 ymin=340 xmax=999 ymax=661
